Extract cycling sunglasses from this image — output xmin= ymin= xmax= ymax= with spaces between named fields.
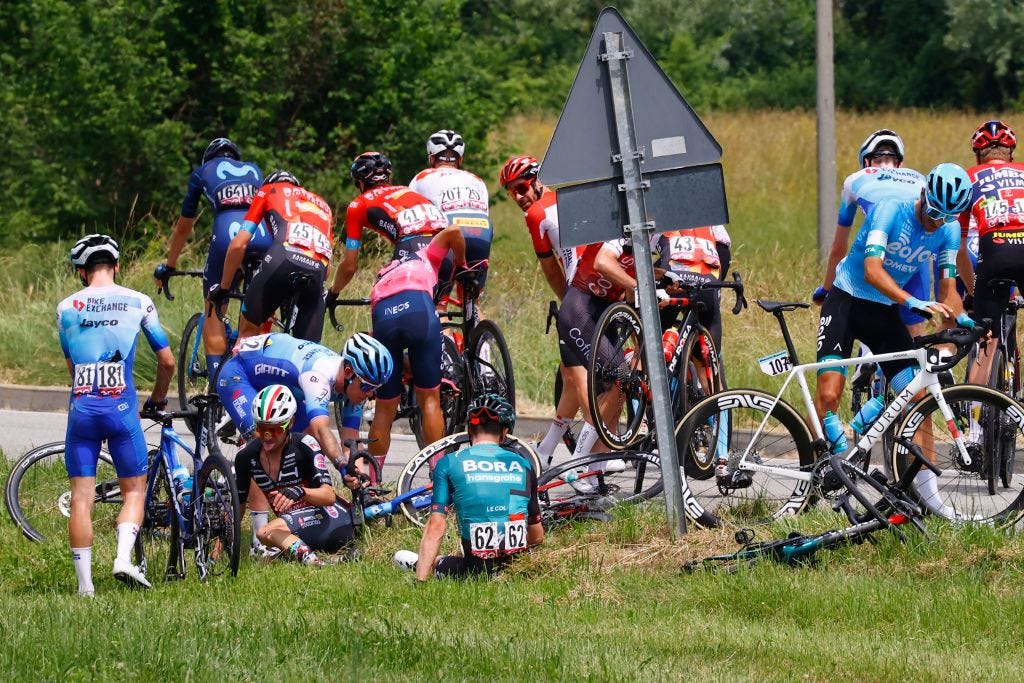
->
xmin=505 ymin=181 xmax=533 ymax=198
xmin=923 ymin=196 xmax=960 ymax=224
xmin=255 ymin=422 xmax=287 ymax=438
xmin=352 ymin=373 xmax=382 ymax=394
xmin=868 ymin=151 xmax=901 ymax=161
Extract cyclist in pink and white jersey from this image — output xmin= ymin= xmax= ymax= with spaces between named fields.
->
xmin=367 ymin=225 xmax=467 ymax=463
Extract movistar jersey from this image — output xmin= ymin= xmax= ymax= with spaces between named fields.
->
xmin=57 ymin=284 xmax=170 ymax=401
xmin=834 ymin=198 xmax=960 ymax=305
xmin=181 ymin=157 xmax=272 ymax=248
xmin=430 ymin=443 xmax=540 ymax=558
xmin=837 ymin=167 xmax=925 ymax=227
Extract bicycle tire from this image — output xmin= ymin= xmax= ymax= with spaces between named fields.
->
xmin=675 ymin=325 xmax=724 ymax=478
xmin=440 ymin=332 xmax=467 ymax=438
xmin=588 ymin=302 xmax=648 ymax=450
xmin=984 ymin=346 xmax=1008 ymax=495
xmin=466 ymin=319 xmax=516 ymax=411
xmin=193 ymin=448 xmax=242 ymax=578
xmin=536 ymin=450 xmax=663 ymax=527
xmin=135 ymin=453 xmax=184 ymax=582
xmin=892 ymin=384 xmax=1024 ymax=524
xmin=177 ymin=312 xmax=206 ymax=434
xmin=395 ymin=432 xmax=542 ymax=528
xmin=5 ymin=443 xmax=119 ymax=544
xmin=675 ymin=389 xmax=817 ymax=528
xmin=1003 ymin=336 xmax=1021 ymax=488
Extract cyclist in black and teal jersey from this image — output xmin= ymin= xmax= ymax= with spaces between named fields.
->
xmin=394 ymin=394 xmax=543 ymax=580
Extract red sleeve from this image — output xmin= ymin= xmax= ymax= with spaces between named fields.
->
xmin=525 ymin=203 xmax=552 ymax=257
xmin=243 ymin=187 xmax=270 ymax=224
xmin=345 ymin=195 xmax=368 ymax=244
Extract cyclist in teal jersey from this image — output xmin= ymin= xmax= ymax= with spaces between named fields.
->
xmin=394 ymin=394 xmax=543 ymax=580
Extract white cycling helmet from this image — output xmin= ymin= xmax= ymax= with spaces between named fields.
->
xmin=70 ymin=234 xmax=120 ymax=268
xmin=858 ymin=129 xmax=905 ymax=167
xmin=427 ymin=129 xmax=465 ymax=160
xmin=252 ymin=384 xmax=298 ymax=426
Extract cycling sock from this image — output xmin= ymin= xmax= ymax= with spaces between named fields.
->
xmin=72 ymin=547 xmax=94 ymax=594
xmin=573 ymin=423 xmax=600 ymax=460
xmin=538 ymin=417 xmax=571 ymax=458
xmin=251 ymin=511 xmax=269 ymax=544
xmin=206 ymin=354 xmax=223 ymax=380
xmin=114 ymin=522 xmax=139 ymax=563
xmin=914 ymin=469 xmax=943 ymax=510
xmin=288 ymin=540 xmax=314 ymax=562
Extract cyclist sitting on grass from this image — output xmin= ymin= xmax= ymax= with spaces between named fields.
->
xmin=211 ymin=171 xmax=334 ymax=344
xmin=216 ymin=332 xmax=392 ymax=554
xmin=394 ymin=394 xmax=543 ymax=580
xmin=235 ymin=385 xmax=357 ymax=566
xmin=59 ymin=235 xmax=175 ymax=594
xmin=366 ymin=225 xmax=467 ymax=466
xmin=814 ymin=163 xmax=973 ymax=515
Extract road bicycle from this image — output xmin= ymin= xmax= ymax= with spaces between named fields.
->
xmin=586 ymin=273 xmax=746 ymax=451
xmin=674 ymin=299 xmax=1024 ymax=529
xmin=5 ymin=395 xmax=241 ymax=581
xmin=683 ymin=445 xmax=935 ymax=573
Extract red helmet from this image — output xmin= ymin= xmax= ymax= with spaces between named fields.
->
xmin=499 ymin=155 xmax=540 ymax=188
xmin=972 ymin=120 xmax=1016 ymax=152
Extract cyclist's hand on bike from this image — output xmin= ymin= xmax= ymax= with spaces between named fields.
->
xmin=812 ymin=285 xmax=829 ymax=306
xmin=656 ymin=288 xmax=673 ymax=308
xmin=955 ymin=312 xmax=976 ymax=329
xmin=906 ymin=296 xmax=951 ymax=320
xmin=153 ymin=263 xmax=172 ymax=291
xmin=342 ymin=474 xmax=362 ymax=491
xmin=141 ymin=397 xmax=167 ymax=416
xmin=325 ymin=289 xmax=339 ymax=308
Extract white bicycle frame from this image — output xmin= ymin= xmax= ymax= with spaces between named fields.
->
xmin=730 ymin=344 xmax=971 ymax=483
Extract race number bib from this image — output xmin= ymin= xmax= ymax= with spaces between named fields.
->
xmin=233 ymin=333 xmax=271 ymax=354
xmin=73 ymin=361 xmax=126 ymax=396
xmin=503 ymin=519 xmax=528 ymax=553
xmin=668 ymin=234 xmax=719 ymax=266
xmin=469 ymin=519 xmax=528 ymax=558
xmin=286 ymin=222 xmax=333 ymax=259
xmin=396 ymin=203 xmax=446 ymax=236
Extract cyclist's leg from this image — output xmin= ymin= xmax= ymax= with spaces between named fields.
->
xmin=555 ymin=288 xmax=607 ymax=459
xmin=215 ymin=356 xmax=259 ymax=439
xmin=237 ymin=245 xmax=289 ymax=341
xmin=290 ymin=267 xmax=328 ymax=343
xmin=814 ymin=289 xmax=857 ymax=423
xmin=536 ymin=363 xmax=581 ymax=462
xmin=203 ymin=217 xmax=237 ymax=372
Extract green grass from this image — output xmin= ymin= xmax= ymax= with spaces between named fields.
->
xmin=2 ymin=439 xmax=1024 ymax=681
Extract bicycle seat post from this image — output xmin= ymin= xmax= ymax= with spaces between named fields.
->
xmin=773 ymin=310 xmax=801 ymax=366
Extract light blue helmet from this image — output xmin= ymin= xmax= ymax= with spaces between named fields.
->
xmin=341 ymin=332 xmax=393 ymax=387
xmin=925 ymin=163 xmax=973 ymax=215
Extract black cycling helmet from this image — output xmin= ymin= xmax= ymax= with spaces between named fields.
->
xmin=350 ymin=152 xmax=392 ymax=187
xmin=70 ymin=234 xmax=120 ymax=268
xmin=262 ymin=170 xmax=300 ymax=187
xmin=467 ymin=393 xmax=516 ymax=432
xmin=202 ymin=137 xmax=241 ymax=164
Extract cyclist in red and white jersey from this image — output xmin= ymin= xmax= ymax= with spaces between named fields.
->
xmin=960 ymin=120 xmax=1024 ymax=386
xmin=410 ymin=130 xmax=492 ymax=303
xmin=327 ymin=152 xmax=450 ymax=304
xmin=500 ymin=155 xmax=583 ymax=461
xmin=658 ymin=225 xmax=731 ymax=351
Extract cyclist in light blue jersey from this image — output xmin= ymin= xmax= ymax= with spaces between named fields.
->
xmin=816 ymin=164 xmax=974 ymax=514
xmin=816 ymin=129 xmax=931 ymax=331
xmin=59 ymin=235 xmax=175 ymax=594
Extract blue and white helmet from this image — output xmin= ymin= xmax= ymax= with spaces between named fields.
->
xmin=858 ymin=129 xmax=905 ymax=167
xmin=202 ymin=137 xmax=241 ymax=164
xmin=341 ymin=332 xmax=394 ymax=387
xmin=925 ymin=163 xmax=973 ymax=215
xmin=70 ymin=234 xmax=120 ymax=268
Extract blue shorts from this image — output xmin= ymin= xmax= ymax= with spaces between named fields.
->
xmin=204 ymin=213 xmax=273 ymax=294
xmin=216 ymin=357 xmax=316 ymax=437
xmin=372 ymin=290 xmax=442 ymax=400
xmin=65 ymin=396 xmax=148 ymax=478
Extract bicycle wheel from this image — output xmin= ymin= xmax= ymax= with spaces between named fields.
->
xmin=177 ymin=312 xmax=206 ymax=433
xmin=536 ymin=450 xmax=663 ymax=527
xmin=5 ymin=443 xmax=120 ymax=544
xmin=193 ymin=449 xmax=241 ymax=578
xmin=675 ymin=389 xmax=817 ymax=528
xmin=588 ymin=302 xmax=648 ymax=450
xmin=984 ymin=347 xmax=1009 ymax=495
xmin=892 ymin=384 xmax=1024 ymax=524
xmin=135 ymin=453 xmax=184 ymax=582
xmin=466 ymin=319 xmax=516 ymax=411
xmin=440 ymin=333 xmax=467 ymax=437
xmin=675 ymin=325 xmax=725 ymax=478
xmin=396 ymin=432 xmax=542 ymax=527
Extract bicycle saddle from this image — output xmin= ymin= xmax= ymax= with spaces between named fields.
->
xmin=756 ymin=300 xmax=810 ymax=313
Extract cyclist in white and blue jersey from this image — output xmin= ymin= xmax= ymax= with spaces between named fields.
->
xmin=58 ymin=235 xmax=175 ymax=594
xmin=816 ymin=129 xmax=931 ymax=331
xmin=816 ymin=164 xmax=974 ymax=513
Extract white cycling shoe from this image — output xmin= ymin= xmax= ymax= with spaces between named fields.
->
xmin=250 ymin=541 xmax=282 ymax=561
xmin=112 ymin=558 xmax=151 ymax=589
xmin=599 ymin=458 xmax=627 ymax=473
xmin=394 ymin=550 xmax=418 ymax=572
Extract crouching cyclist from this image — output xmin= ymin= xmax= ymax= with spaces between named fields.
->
xmin=234 ymin=385 xmax=355 ymax=565
xmin=394 ymin=394 xmax=543 ymax=581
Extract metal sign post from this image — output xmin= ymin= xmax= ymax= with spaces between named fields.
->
xmin=601 ymin=31 xmax=687 ymax=538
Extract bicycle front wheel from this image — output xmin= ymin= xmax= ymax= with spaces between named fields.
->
xmin=467 ymin=319 xmax=516 ymax=411
xmin=5 ymin=443 xmax=120 ymax=544
xmin=675 ymin=325 xmax=725 ymax=478
xmin=193 ymin=450 xmax=241 ymax=578
xmin=893 ymin=384 xmax=1024 ymax=524
xmin=136 ymin=453 xmax=183 ymax=582
xmin=536 ymin=450 xmax=663 ymax=527
xmin=177 ymin=312 xmax=206 ymax=433
xmin=588 ymin=302 xmax=648 ymax=450
xmin=396 ymin=432 xmax=542 ymax=528
xmin=675 ymin=389 xmax=817 ymax=528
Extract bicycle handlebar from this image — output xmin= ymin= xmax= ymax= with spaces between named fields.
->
xmin=156 ymin=268 xmax=204 ymax=302
xmin=913 ymin=320 xmax=991 ymax=372
xmin=327 ymin=298 xmax=371 ymax=332
xmin=663 ymin=271 xmax=747 ymax=315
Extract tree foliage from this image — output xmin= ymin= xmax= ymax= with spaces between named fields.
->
xmin=0 ymin=0 xmax=1019 ymax=246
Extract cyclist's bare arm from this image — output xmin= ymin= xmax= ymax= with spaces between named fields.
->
xmin=155 ymin=216 xmax=197 ymax=288
xmin=538 ymin=255 xmax=567 ymax=301
xmin=152 ymin=346 xmax=175 ymax=404
xmin=433 ymin=225 xmax=467 ymax=267
xmin=594 ymin=244 xmax=638 ymax=292
xmin=415 ymin=513 xmax=447 ymax=581
xmin=956 ymin=242 xmax=976 ymax=297
xmin=864 ymin=256 xmax=951 ymax=320
xmin=219 ymin=229 xmax=253 ymax=291
xmin=823 ymin=224 xmax=852 ymax=291
xmin=329 ymin=248 xmax=359 ymax=296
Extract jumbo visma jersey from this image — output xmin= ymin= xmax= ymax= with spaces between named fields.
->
xmin=833 ymin=198 xmax=959 ymax=305
xmin=57 ymin=284 xmax=169 ymax=401
xmin=430 ymin=443 xmax=540 ymax=558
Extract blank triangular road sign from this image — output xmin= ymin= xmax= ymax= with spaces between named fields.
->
xmin=539 ymin=6 xmax=722 ymax=189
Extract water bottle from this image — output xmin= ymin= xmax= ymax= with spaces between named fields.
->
xmin=364 ymin=500 xmax=394 ymax=521
xmin=662 ymin=328 xmax=680 ymax=363
xmin=850 ymin=395 xmax=885 ymax=435
xmin=822 ymin=412 xmax=848 ymax=454
xmin=171 ymin=465 xmax=192 ymax=505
